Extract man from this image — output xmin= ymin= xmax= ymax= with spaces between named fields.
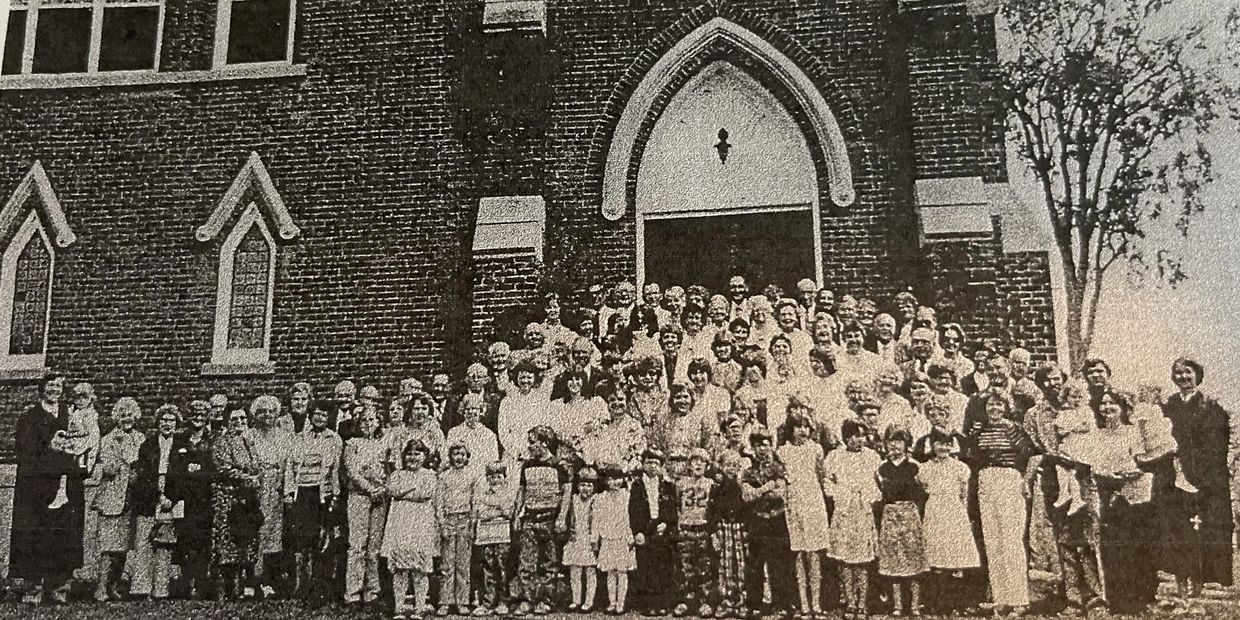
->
xmin=893 ymin=290 xmax=918 ymax=343
xmin=643 ymin=282 xmax=674 ymax=329
xmin=794 ymin=279 xmax=817 ymax=330
xmin=550 ymin=336 xmax=605 ymax=400
xmin=428 ymin=373 xmax=452 ymax=416
xmin=208 ymin=393 xmax=230 ymax=434
xmin=598 ymin=281 xmax=638 ymax=340
xmin=443 ymin=363 xmax=503 ymax=434
xmin=662 ymin=286 xmax=687 ymax=330
xmin=326 ymin=380 xmax=358 ymax=437
xmin=513 ymin=322 xmax=548 ymax=367
xmin=726 ymin=276 xmax=752 ymax=322
xmin=1081 ymin=357 xmax=1113 ymax=411
xmin=962 ymin=356 xmax=1013 ymax=435
xmin=11 ymin=374 xmax=85 ymax=606
xmin=487 ymin=341 xmax=513 ymax=395
xmin=657 ymin=328 xmax=686 ymax=389
xmin=898 ymin=327 xmax=937 ymax=379
xmin=541 ymin=293 xmax=576 ymax=348
xmin=930 ymin=323 xmax=974 ymax=386
xmin=1007 ymin=348 xmax=1039 ymax=399
xmin=960 ymin=340 xmax=998 ymax=396
xmin=866 ymin=313 xmax=901 ymax=364
xmin=747 ymin=296 xmax=780 ymax=351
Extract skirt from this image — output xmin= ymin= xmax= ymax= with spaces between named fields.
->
xmin=978 ymin=468 xmax=1030 ymax=607
xmin=562 ymin=538 xmax=597 ymax=567
xmin=829 ymin=496 xmax=877 ymax=565
xmin=878 ymin=501 xmax=928 ymax=577
xmin=381 ymin=499 xmax=436 ymax=572
xmin=97 ymin=513 xmax=133 ymax=553
xmin=596 ymin=537 xmax=636 ymax=572
xmin=212 ymin=483 xmax=257 ymax=566
xmin=285 ymin=486 xmax=325 ymax=552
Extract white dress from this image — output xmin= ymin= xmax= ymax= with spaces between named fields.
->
xmin=823 ymin=447 xmax=881 ymax=564
xmin=777 ymin=441 xmax=831 ymax=552
xmin=917 ymin=458 xmax=980 ymax=569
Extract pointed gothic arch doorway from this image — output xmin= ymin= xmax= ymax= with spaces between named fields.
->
xmin=634 ymin=59 xmax=822 ymax=293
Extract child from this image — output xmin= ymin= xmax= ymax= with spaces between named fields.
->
xmin=915 ymin=431 xmax=980 ymax=616
xmin=1053 ymin=380 xmax=1093 ymax=514
xmin=629 ymin=449 xmax=679 ymax=616
xmin=564 ymin=467 xmax=599 ymax=612
xmin=707 ymin=450 xmax=748 ymax=618
xmin=674 ymin=448 xmax=717 ymax=617
xmin=777 ymin=411 xmax=831 ymax=617
xmin=823 ymin=420 xmax=882 ymax=620
xmin=49 ymin=382 xmax=101 ymax=509
xmin=474 ymin=462 xmax=517 ymax=617
xmin=381 ymin=439 xmax=439 ymax=620
xmin=436 ymin=443 xmax=476 ymax=616
xmin=515 ymin=425 xmax=572 ymax=616
xmin=594 ymin=466 xmax=636 ymax=614
xmin=876 ymin=427 xmax=927 ymax=617
xmin=911 ymin=400 xmax=967 ymax=463
xmin=741 ymin=429 xmax=794 ymax=617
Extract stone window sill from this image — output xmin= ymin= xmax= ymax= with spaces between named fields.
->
xmin=0 ymin=63 xmax=307 ymax=91
xmin=200 ymin=361 xmax=276 ymax=377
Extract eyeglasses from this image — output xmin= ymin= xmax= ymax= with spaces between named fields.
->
xmin=229 ymin=416 xmax=248 ymax=423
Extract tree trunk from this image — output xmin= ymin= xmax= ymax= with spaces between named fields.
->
xmin=1061 ymin=267 xmax=1089 ymax=372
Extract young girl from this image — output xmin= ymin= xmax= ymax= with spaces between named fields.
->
xmin=436 ymin=443 xmax=475 ymax=616
xmin=916 ymin=431 xmax=980 ymax=616
xmin=876 ymin=428 xmax=927 ymax=617
xmin=1053 ymin=380 xmax=1093 ymax=514
xmin=823 ymin=420 xmax=882 ymax=620
xmin=594 ymin=466 xmax=636 ymax=614
xmin=564 ymin=467 xmax=600 ymax=612
xmin=474 ymin=462 xmax=517 ymax=617
xmin=382 ymin=439 xmax=439 ymax=620
xmin=49 ymin=382 xmax=101 ymax=509
xmin=777 ymin=411 xmax=831 ymax=617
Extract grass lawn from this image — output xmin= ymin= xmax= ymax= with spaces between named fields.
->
xmin=0 ymin=598 xmax=1236 ymax=620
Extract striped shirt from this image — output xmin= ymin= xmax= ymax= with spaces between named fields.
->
xmin=971 ymin=419 xmax=1034 ymax=470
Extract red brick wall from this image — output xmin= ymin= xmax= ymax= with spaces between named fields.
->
xmin=0 ymin=0 xmax=1059 ymax=459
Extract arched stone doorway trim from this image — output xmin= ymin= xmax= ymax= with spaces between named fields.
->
xmin=601 ymin=16 xmax=855 ymax=221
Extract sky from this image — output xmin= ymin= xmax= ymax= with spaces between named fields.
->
xmin=998 ymin=0 xmax=1240 ymax=407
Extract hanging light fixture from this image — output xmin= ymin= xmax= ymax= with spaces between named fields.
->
xmin=714 ymin=127 xmax=731 ymax=163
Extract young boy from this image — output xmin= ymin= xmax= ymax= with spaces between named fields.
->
xmin=675 ymin=448 xmax=717 ymax=617
xmin=437 ymin=443 xmax=476 ymax=616
xmin=708 ymin=450 xmax=749 ymax=618
xmin=474 ymin=461 xmax=517 ymax=616
xmin=515 ymin=426 xmax=571 ymax=616
xmin=710 ymin=333 xmax=743 ymax=392
xmin=741 ymin=429 xmax=794 ymax=618
xmin=629 ymin=449 xmax=679 ymax=616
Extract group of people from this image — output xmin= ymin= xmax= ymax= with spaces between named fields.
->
xmin=7 ymin=276 xmax=1235 ymax=620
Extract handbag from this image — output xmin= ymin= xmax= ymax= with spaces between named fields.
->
xmin=229 ymin=484 xmax=264 ymax=542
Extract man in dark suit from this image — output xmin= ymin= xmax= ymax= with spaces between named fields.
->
xmin=629 ymin=449 xmax=679 ymax=616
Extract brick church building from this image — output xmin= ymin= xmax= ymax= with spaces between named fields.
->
xmin=0 ymin=0 xmax=1057 ymax=461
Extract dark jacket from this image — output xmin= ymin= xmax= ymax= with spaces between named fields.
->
xmin=130 ymin=433 xmax=177 ymax=516
xmin=628 ymin=475 xmax=678 ymax=537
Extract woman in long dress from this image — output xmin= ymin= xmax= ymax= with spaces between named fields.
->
xmin=212 ymin=407 xmax=262 ymax=599
xmin=247 ymin=395 xmax=292 ymax=598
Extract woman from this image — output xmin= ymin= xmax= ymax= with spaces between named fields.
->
xmin=658 ymin=382 xmax=716 ymax=467
xmin=284 ymin=382 xmax=316 ymax=433
xmin=168 ymin=399 xmax=217 ymax=600
xmin=580 ymin=381 xmax=646 ymax=472
xmin=10 ymin=374 xmax=85 ymax=606
xmin=1090 ymin=390 xmax=1160 ymax=614
xmin=92 ymin=397 xmax=145 ymax=601
xmin=285 ymin=404 xmax=343 ymax=599
xmin=246 ymin=395 xmax=292 ymax=598
xmin=1023 ymin=365 xmax=1103 ymax=612
xmin=931 ymin=323 xmax=974 ymax=387
xmin=392 ymin=393 xmax=446 ymax=471
xmin=968 ymin=390 xmax=1036 ymax=616
xmin=628 ymin=355 xmax=670 ymax=433
xmin=496 ymin=361 xmax=548 ymax=465
xmin=212 ymin=407 xmax=262 ymax=599
xmin=550 ymin=368 xmax=607 ymax=458
xmin=343 ymin=406 xmax=390 ymax=607
xmin=686 ymin=357 xmax=731 ymax=426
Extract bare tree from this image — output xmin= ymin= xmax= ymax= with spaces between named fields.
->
xmin=998 ymin=0 xmax=1240 ymax=368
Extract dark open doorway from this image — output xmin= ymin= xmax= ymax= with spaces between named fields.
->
xmin=643 ymin=208 xmax=817 ymax=294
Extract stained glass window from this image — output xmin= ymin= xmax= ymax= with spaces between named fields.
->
xmin=9 ymin=233 xmax=50 ymax=355
xmin=226 ymin=224 xmax=270 ymax=350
